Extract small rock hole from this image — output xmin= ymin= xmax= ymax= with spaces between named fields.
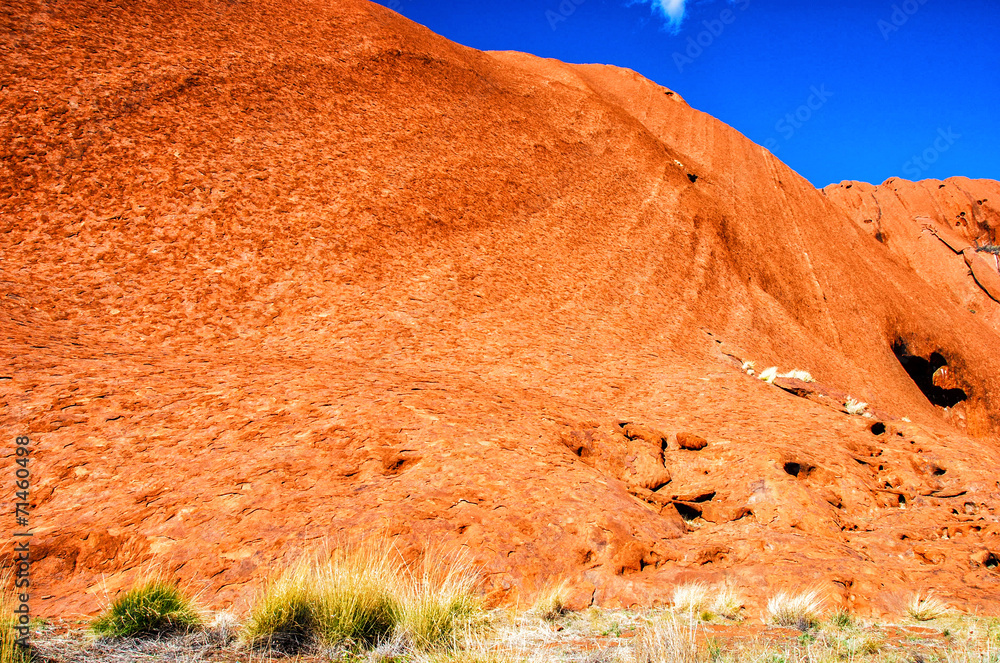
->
xmin=871 ymin=422 xmax=886 ymax=436
xmin=986 ymin=553 xmax=999 ymax=569
xmin=892 ymin=342 xmax=967 ymax=408
xmin=674 ymin=502 xmax=702 ymax=521
xmin=783 ymin=461 xmax=815 ymax=478
xmin=933 ymin=466 xmax=947 ymax=476
xmin=687 ymin=173 xmax=698 ymax=183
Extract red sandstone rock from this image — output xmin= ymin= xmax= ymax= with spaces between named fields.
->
xmin=2 ymin=0 xmax=1000 ymax=621
xmin=928 ymin=223 xmax=971 ymax=254
xmin=824 ymin=178 xmax=1000 ymax=331
xmin=676 ymin=433 xmax=708 ymax=451
xmin=964 ymin=249 xmax=1000 ymax=303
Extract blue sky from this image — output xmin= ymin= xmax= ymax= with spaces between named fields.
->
xmin=375 ymin=0 xmax=999 ymax=188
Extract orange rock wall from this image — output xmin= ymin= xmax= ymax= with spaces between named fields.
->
xmin=2 ymin=0 xmax=1000 ymax=619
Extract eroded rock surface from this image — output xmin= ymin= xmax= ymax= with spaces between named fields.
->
xmin=824 ymin=178 xmax=1000 ymax=326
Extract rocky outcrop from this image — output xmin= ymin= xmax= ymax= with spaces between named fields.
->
xmin=823 ymin=178 xmax=1000 ymax=325
xmin=964 ymin=249 xmax=1000 ymax=303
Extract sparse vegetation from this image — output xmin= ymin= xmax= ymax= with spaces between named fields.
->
xmin=241 ymin=557 xmax=337 ymax=651
xmin=632 ymin=614 xmax=699 ymax=663
xmin=709 ymin=585 xmax=745 ymax=622
xmin=779 ymin=369 xmax=815 ymax=383
xmin=766 ymin=590 xmax=824 ymax=630
xmin=907 ymin=593 xmax=952 ymax=621
xmin=828 ymin=608 xmax=854 ymax=629
xmin=400 ymin=548 xmax=483 ymax=650
xmin=671 ymin=583 xmax=744 ymax=622
xmin=671 ymin=582 xmax=710 ymax=617
xmin=23 ymin=541 xmax=998 ymax=663
xmin=844 ymin=397 xmax=869 ymax=416
xmin=748 ymin=364 xmax=816 ymax=385
xmin=976 ymin=244 xmax=1000 ymax=255
xmin=529 ymin=581 xmax=570 ymax=622
xmin=243 ymin=545 xmax=403 ymax=651
xmin=242 ymin=541 xmax=483 ymax=655
xmin=26 ymin=600 xmax=1000 ymax=663
xmin=90 ymin=577 xmax=201 ymax=639
xmin=840 ymin=629 xmax=886 ymax=656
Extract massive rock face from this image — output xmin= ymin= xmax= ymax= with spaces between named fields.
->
xmin=821 ymin=178 xmax=1000 ymax=435
xmin=823 ymin=178 xmax=1000 ymax=328
xmin=3 ymin=0 xmax=1000 ymax=618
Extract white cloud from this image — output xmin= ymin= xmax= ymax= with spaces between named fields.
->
xmin=656 ymin=0 xmax=687 ymax=25
xmin=633 ymin=0 xmax=740 ymax=31
xmin=629 ymin=0 xmax=686 ymax=29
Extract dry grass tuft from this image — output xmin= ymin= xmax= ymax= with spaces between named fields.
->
xmin=671 ymin=583 xmax=743 ymax=622
xmin=766 ymin=590 xmax=824 ymax=630
xmin=759 ymin=367 xmax=779 ymax=384
xmin=671 ymin=583 xmax=709 ymax=617
xmin=907 ymin=593 xmax=952 ymax=622
xmin=709 ymin=585 xmax=744 ymax=622
xmin=529 ymin=581 xmax=570 ymax=622
xmin=632 ymin=614 xmax=700 ymax=663
xmin=242 ymin=543 xmax=403 ymax=652
xmin=242 ymin=557 xmax=336 ymax=651
xmin=840 ymin=630 xmax=886 ymax=656
xmin=780 ymin=370 xmax=815 ymax=383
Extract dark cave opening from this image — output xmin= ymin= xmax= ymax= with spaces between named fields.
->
xmin=892 ymin=342 xmax=967 ymax=409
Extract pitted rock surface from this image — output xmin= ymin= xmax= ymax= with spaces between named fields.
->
xmin=824 ymin=178 xmax=1000 ymax=328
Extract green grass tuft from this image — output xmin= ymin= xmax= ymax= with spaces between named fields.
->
xmin=242 ymin=541 xmax=483 ymax=654
xmin=241 ymin=561 xmax=326 ymax=651
xmin=399 ymin=548 xmax=483 ymax=650
xmin=242 ymin=549 xmax=402 ymax=652
xmin=828 ymin=608 xmax=854 ymax=629
xmin=91 ymin=579 xmax=201 ymax=638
